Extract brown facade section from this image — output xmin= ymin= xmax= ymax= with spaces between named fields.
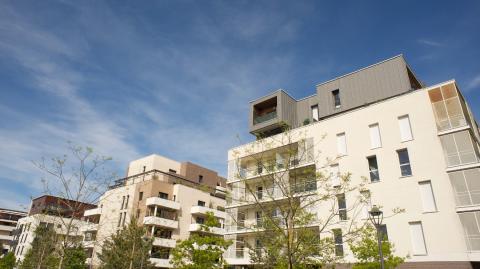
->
xmin=180 ymin=161 xmax=227 ymax=188
xmin=133 ymin=176 xmax=175 ymax=222
xmin=29 ymin=195 xmax=96 ymax=219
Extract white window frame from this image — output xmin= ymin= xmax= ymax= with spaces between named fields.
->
xmin=409 ymin=221 xmax=428 ymax=255
xmin=418 ymin=180 xmax=438 ymax=213
xmin=311 ymin=105 xmax=319 ymax=121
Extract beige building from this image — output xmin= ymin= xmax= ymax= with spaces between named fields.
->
xmin=225 ymin=55 xmax=480 ymax=268
xmin=0 ymin=208 xmax=26 ymax=254
xmin=83 ymin=154 xmax=227 ymax=268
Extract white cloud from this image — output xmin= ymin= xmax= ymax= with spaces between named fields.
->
xmin=467 ymin=75 xmax=480 ymax=91
xmin=417 ymin=39 xmax=444 ymax=47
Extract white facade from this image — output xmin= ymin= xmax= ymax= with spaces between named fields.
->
xmin=83 ymin=154 xmax=227 ymax=268
xmin=225 ymin=80 xmax=480 ymax=267
xmin=13 ymin=214 xmax=87 ymax=261
xmin=0 ymin=208 xmax=26 ymax=253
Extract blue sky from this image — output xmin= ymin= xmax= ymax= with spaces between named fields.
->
xmin=1 ymin=1 xmax=479 ymax=210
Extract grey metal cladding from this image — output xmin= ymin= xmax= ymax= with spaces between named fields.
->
xmin=248 ymin=55 xmax=418 ymax=134
xmin=315 ymin=56 xmax=411 ymax=118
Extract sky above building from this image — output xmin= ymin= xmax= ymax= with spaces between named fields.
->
xmin=0 ymin=0 xmax=479 ymax=210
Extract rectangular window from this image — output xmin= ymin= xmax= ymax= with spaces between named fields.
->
xmin=311 ymin=105 xmax=319 ymax=121
xmin=449 ymin=168 xmax=480 ymax=207
xmin=169 ymin=169 xmax=177 ymax=173
xmin=124 ymin=195 xmax=129 ymax=209
xmin=257 ymin=186 xmax=263 ymax=200
xmin=199 ymin=175 xmax=203 ymax=183
xmin=369 ymin=124 xmax=382 ymax=149
xmin=196 ymin=217 xmax=205 ymax=224
xmin=418 ymin=181 xmax=437 ymax=212
xmin=159 ymin=192 xmax=169 ymax=200
xmin=121 ymin=196 xmax=125 ymax=209
xmin=337 ymin=193 xmax=347 ymax=221
xmin=256 ymin=211 xmax=263 ymax=227
xmin=367 ymin=156 xmax=380 ymax=182
xmin=332 ymin=89 xmax=341 ymax=108
xmin=409 ymin=222 xmax=427 ymax=255
xmin=458 ymin=211 xmax=480 ymax=251
xmin=398 ymin=115 xmax=413 ymax=142
xmin=398 ymin=149 xmax=412 ymax=176
xmin=122 ymin=212 xmax=127 ymax=227
xmin=139 ymin=192 xmax=143 ymax=201
xmin=331 ymin=164 xmax=340 ymax=187
xmin=333 ymin=229 xmax=343 ymax=256
xmin=198 ymin=200 xmax=206 ymax=207
xmin=336 ymin=133 xmax=347 ymax=156
xmin=440 ymin=130 xmax=479 ymax=167
xmin=117 ymin=213 xmax=122 ymax=227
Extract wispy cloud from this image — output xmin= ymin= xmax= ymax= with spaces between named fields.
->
xmin=467 ymin=74 xmax=480 ymax=91
xmin=417 ymin=39 xmax=444 ymax=47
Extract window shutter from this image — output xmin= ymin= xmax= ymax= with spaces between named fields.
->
xmin=369 ymin=124 xmax=382 ymax=149
xmin=409 ymin=222 xmax=427 ymax=255
xmin=336 ymin=133 xmax=347 ymax=156
xmin=418 ymin=181 xmax=437 ymax=212
xmin=398 ymin=115 xmax=413 ymax=142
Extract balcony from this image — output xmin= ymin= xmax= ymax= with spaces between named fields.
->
xmin=153 ymin=237 xmax=176 ymax=248
xmin=150 ymin=258 xmax=173 ymax=268
xmin=80 ymin=223 xmax=99 ymax=232
xmin=0 ymin=234 xmax=13 ymax=241
xmin=143 ymin=216 xmax=178 ymax=229
xmin=188 ymin=223 xmax=224 ymax=235
xmin=83 ymin=240 xmax=95 ymax=248
xmin=254 ymin=111 xmax=277 ymax=125
xmin=215 ymin=185 xmax=227 ymax=197
xmin=0 ymin=224 xmax=16 ymax=231
xmin=190 ymin=206 xmax=226 ymax=219
xmin=225 ymin=247 xmax=250 ymax=265
xmin=146 ymin=197 xmax=181 ymax=210
xmin=84 ymin=207 xmax=102 ymax=217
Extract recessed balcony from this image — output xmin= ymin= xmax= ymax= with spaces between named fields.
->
xmin=146 ymin=197 xmax=181 ymax=210
xmin=0 ymin=224 xmax=16 ymax=231
xmin=188 ymin=223 xmax=224 ymax=235
xmin=83 ymin=240 xmax=95 ymax=248
xmin=153 ymin=237 xmax=176 ymax=248
xmin=84 ymin=207 xmax=102 ymax=217
xmin=143 ymin=216 xmax=178 ymax=229
xmin=190 ymin=206 xmax=226 ymax=219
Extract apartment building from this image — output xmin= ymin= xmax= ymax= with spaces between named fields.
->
xmin=13 ymin=195 xmax=95 ymax=261
xmin=83 ymin=154 xmax=227 ymax=268
xmin=0 ymin=208 xmax=27 ymax=254
xmin=225 ymin=55 xmax=480 ymax=268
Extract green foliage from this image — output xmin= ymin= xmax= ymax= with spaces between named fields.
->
xmin=20 ymin=225 xmax=60 ymax=269
xmin=63 ymin=246 xmax=87 ymax=269
xmin=0 ymin=252 xmax=16 ymax=269
xmin=171 ymin=212 xmax=232 ymax=269
xmin=98 ymin=217 xmax=154 ymax=269
xmin=303 ymin=118 xmax=311 ymax=125
xmin=349 ymin=225 xmax=405 ymax=269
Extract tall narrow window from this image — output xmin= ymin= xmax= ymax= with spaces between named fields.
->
xmin=398 ymin=149 xmax=412 ymax=176
xmin=257 ymin=186 xmax=263 ymax=200
xmin=139 ymin=192 xmax=143 ymax=201
xmin=124 ymin=195 xmax=129 ymax=209
xmin=418 ymin=181 xmax=437 ymax=212
xmin=311 ymin=105 xmax=319 ymax=121
xmin=199 ymin=175 xmax=203 ymax=183
xmin=369 ymin=124 xmax=382 ymax=149
xmin=331 ymin=164 xmax=340 ymax=187
xmin=332 ymin=89 xmax=341 ymax=108
xmin=122 ymin=212 xmax=127 ymax=227
xmin=333 ymin=229 xmax=343 ymax=256
xmin=336 ymin=133 xmax=347 ymax=156
xmin=117 ymin=213 xmax=122 ymax=227
xmin=367 ymin=156 xmax=380 ymax=182
xmin=409 ymin=222 xmax=427 ymax=255
xmin=256 ymin=211 xmax=263 ymax=227
xmin=121 ymin=196 xmax=125 ymax=209
xmin=398 ymin=115 xmax=413 ymax=142
xmin=337 ymin=193 xmax=347 ymax=221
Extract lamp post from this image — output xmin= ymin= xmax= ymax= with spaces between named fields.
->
xmin=369 ymin=205 xmax=385 ymax=269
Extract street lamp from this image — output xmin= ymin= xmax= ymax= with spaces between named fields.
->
xmin=369 ymin=205 xmax=385 ymax=269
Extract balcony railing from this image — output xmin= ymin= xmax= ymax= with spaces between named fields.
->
xmin=253 ymin=111 xmax=277 ymax=125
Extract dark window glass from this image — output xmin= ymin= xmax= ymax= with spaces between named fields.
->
xmin=337 ymin=194 xmax=347 ymax=220
xmin=198 ymin=200 xmax=206 ymax=207
xmin=139 ymin=192 xmax=143 ymax=201
xmin=367 ymin=156 xmax=380 ymax=182
xmin=333 ymin=229 xmax=343 ymax=256
xmin=332 ymin=89 xmax=341 ymax=107
xmin=159 ymin=192 xmax=169 ymax=200
xmin=199 ymin=175 xmax=203 ymax=183
xmin=397 ymin=149 xmax=412 ymax=176
xmin=257 ymin=186 xmax=263 ymax=200
xmin=169 ymin=169 xmax=176 ymax=173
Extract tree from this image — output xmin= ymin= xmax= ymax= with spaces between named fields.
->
xmin=20 ymin=225 xmax=59 ymax=269
xmin=98 ymin=217 xmax=154 ymax=269
xmin=33 ymin=143 xmax=116 ymax=269
xmin=227 ymin=123 xmax=374 ymax=269
xmin=349 ymin=225 xmax=405 ymax=269
xmin=0 ymin=252 xmax=16 ymax=269
xmin=171 ymin=212 xmax=232 ymax=269
xmin=63 ymin=246 xmax=87 ymax=269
